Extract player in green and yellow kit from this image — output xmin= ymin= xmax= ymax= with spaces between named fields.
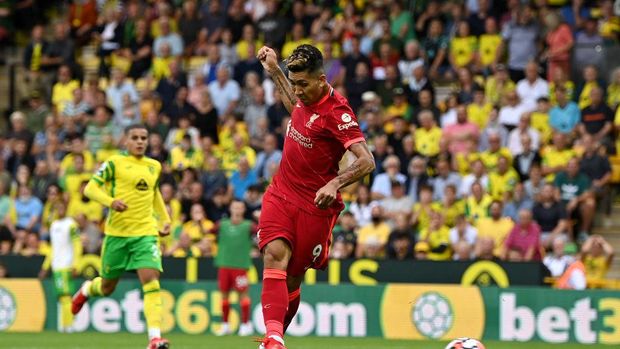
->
xmin=71 ymin=124 xmax=171 ymax=349
xmin=215 ymin=200 xmax=255 ymax=337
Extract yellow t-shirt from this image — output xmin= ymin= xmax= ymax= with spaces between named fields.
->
xmin=96 ymin=148 xmax=120 ymax=164
xmin=90 ymin=153 xmax=163 ymax=237
xmin=478 ymin=34 xmax=502 ymax=66
xmin=419 ymin=225 xmax=451 ymax=261
xmin=167 ymin=199 xmax=182 ymax=224
xmin=67 ymin=198 xmax=104 ymax=222
xmin=412 ymin=202 xmax=442 ymax=232
xmin=151 ymin=56 xmax=173 ymax=80
xmin=169 ymin=146 xmax=204 ymax=171
xmin=450 ymin=36 xmax=477 ymax=68
xmin=607 ymin=83 xmax=620 ymax=108
xmin=549 ymin=81 xmax=575 ymax=106
xmin=414 ymin=127 xmax=442 ymax=157
xmin=182 ymin=219 xmax=215 ymax=243
xmin=531 ymin=111 xmax=552 ymax=144
xmin=443 ymin=200 xmax=466 ymax=228
xmin=578 ymin=81 xmax=600 ymax=109
xmin=485 ymin=77 xmax=515 ymax=106
xmin=488 ymin=169 xmax=520 ymax=200
xmin=465 ymin=194 xmax=493 ymax=223
xmin=480 ymin=148 xmax=513 ymax=170
xmin=455 ymin=152 xmax=481 ymax=175
xmin=476 ymin=217 xmax=514 ymax=256
xmin=357 ymin=222 xmax=391 ymax=247
xmin=52 ymin=80 xmax=80 ymax=114
xmin=61 ymin=172 xmax=93 ymax=201
xmin=60 ymin=152 xmax=95 ymax=175
xmin=282 ymin=38 xmax=313 ymax=58
xmin=583 ymin=254 xmax=610 ymax=281
xmin=236 ymin=40 xmax=263 ymax=61
xmin=221 ymin=147 xmax=257 ymax=177
xmin=542 ymin=146 xmax=576 ymax=181
xmin=467 ymin=102 xmax=493 ymax=129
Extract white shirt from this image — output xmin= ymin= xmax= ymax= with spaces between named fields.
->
xmin=208 ymin=79 xmax=241 ymax=117
xmin=516 ymin=77 xmax=549 ymax=111
xmin=543 ymin=255 xmax=575 ymax=277
xmin=507 ymin=127 xmax=541 ymax=154
xmin=50 ymin=217 xmax=79 ymax=270
xmin=449 ymin=225 xmax=478 ymax=246
xmin=440 ymin=109 xmax=457 ymax=128
xmin=371 ymin=173 xmax=407 ymax=198
xmin=499 ymin=103 xmax=530 ymax=127
xmin=460 ymin=174 xmax=489 ymax=197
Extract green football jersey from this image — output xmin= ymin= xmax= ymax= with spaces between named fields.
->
xmin=215 ymin=219 xmax=253 ymax=269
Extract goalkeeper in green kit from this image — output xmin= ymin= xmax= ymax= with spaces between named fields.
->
xmin=214 ymin=200 xmax=256 ymax=336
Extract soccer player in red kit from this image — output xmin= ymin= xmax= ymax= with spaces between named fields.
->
xmin=255 ymin=44 xmax=375 ymax=349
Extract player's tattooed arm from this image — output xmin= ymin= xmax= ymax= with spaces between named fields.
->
xmin=257 ymin=46 xmax=296 ymax=113
xmin=314 ymin=141 xmax=375 ymax=209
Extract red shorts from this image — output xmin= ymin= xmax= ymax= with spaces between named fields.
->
xmin=258 ymin=191 xmax=339 ymax=276
xmin=218 ymin=267 xmax=249 ymax=293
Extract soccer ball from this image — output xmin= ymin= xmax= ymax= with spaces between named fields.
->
xmin=444 ymin=337 xmax=486 ymax=349
xmin=411 ymin=292 xmax=453 ymax=339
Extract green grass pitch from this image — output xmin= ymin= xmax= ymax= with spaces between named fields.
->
xmin=0 ymin=332 xmax=613 ymax=349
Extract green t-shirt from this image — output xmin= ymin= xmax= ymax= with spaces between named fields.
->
xmin=214 ymin=219 xmax=253 ymax=269
xmin=554 ymin=172 xmax=591 ymax=202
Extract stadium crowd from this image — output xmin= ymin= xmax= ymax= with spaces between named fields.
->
xmin=0 ymin=0 xmax=618 ymax=285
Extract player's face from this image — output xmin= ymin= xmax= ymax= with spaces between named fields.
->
xmin=288 ymin=70 xmax=327 ymax=105
xmin=125 ymin=128 xmax=149 ymax=157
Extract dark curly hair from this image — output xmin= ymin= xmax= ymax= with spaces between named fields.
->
xmin=286 ymin=44 xmax=324 ymax=75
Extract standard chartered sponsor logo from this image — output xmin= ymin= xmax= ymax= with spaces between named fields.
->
xmin=412 ymin=292 xmax=453 ymax=339
xmin=0 ymin=287 xmax=17 ymax=330
xmin=287 ymin=125 xmax=313 ymax=148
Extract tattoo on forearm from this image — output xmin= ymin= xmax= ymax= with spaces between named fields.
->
xmin=271 ymin=69 xmax=297 ymax=112
xmin=335 ymin=160 xmax=370 ymax=189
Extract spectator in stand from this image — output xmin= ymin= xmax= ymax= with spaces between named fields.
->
xmin=579 ymin=87 xmax=614 ymax=151
xmin=524 ymin=165 xmax=545 ymax=202
xmin=414 ymin=110 xmax=442 ymax=160
xmin=371 ymin=155 xmax=406 ymax=200
xmin=254 ymin=134 xmax=282 ymax=183
xmin=386 ymin=213 xmax=415 ymax=261
xmin=419 ymin=212 xmax=451 ymax=261
xmin=607 ymin=68 xmax=620 ymax=110
xmin=228 ymin=157 xmax=258 ymax=201
xmin=432 ymin=158 xmax=460 ymax=202
xmin=555 ymin=158 xmax=596 ymax=240
xmin=330 ymin=212 xmax=357 ymax=260
xmin=576 ymin=65 xmax=605 ymax=110
xmin=478 ymin=17 xmax=502 ymax=75
xmin=579 ymin=135 xmax=612 ymax=212
xmin=543 ymin=237 xmax=575 ymax=277
xmin=581 ymin=234 xmax=615 ymax=286
xmin=460 ymin=160 xmax=488 ymax=198
xmin=413 ymin=89 xmax=441 ymax=126
xmin=381 ymin=180 xmax=414 ymax=223
xmin=503 ymin=182 xmax=534 ymax=222
xmin=476 ymin=200 xmax=513 ymax=258
xmin=503 ymin=209 xmax=542 ymax=261
xmin=208 ymin=64 xmax=240 ymax=119
xmin=534 ymin=183 xmax=569 ymax=249
xmin=422 ymin=18 xmax=449 ymax=80
xmin=548 ymin=67 xmax=575 ymax=107
xmin=480 ymin=132 xmax=513 ymax=170
xmin=405 ymin=157 xmax=432 ymax=203
xmin=449 ymin=20 xmax=477 ymax=72
xmin=200 ymin=156 xmax=228 ymax=202
xmin=498 ymin=4 xmax=541 ymax=82
xmin=467 ymin=88 xmax=493 ymax=130
xmin=153 ymin=16 xmax=183 ymax=58
xmin=542 ymin=132 xmax=576 ymax=180
xmin=485 ymin=64 xmax=515 ymax=106
xmin=443 ymin=105 xmax=479 ymax=155
xmin=356 ymin=204 xmax=390 ymax=259
xmin=507 ymin=113 xmax=540 ymax=155
xmin=543 ymin=11 xmax=574 ymax=81
xmin=349 ymin=184 xmax=373 ymax=228
xmin=449 ymin=214 xmax=477 ymax=255
xmin=479 ymin=105 xmax=508 ymax=152
xmin=11 ymin=184 xmax=43 ymax=235
xmin=499 ymin=90 xmax=530 ymax=130
xmin=513 ymin=134 xmax=542 ymax=181
xmin=52 ymin=65 xmax=80 ymax=115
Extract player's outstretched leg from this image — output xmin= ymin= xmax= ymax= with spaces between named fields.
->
xmin=259 ymin=240 xmax=290 ymax=349
xmin=142 ymin=278 xmax=169 ymax=349
xmin=71 ymin=277 xmax=105 ymax=314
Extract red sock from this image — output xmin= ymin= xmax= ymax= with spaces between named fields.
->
xmin=284 ymin=288 xmax=301 ymax=332
xmin=222 ymin=299 xmax=230 ymax=323
xmin=261 ymin=269 xmax=287 ymax=339
xmin=240 ymin=296 xmax=251 ymax=323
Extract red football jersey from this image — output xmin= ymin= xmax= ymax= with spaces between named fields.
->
xmin=268 ymin=87 xmax=366 ymax=216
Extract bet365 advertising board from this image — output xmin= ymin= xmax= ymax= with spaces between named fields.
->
xmin=1 ymin=279 xmax=619 ymax=345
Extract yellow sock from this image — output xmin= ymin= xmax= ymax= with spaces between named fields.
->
xmin=142 ymin=280 xmax=162 ymax=338
xmin=60 ymin=295 xmax=73 ymax=329
xmin=88 ymin=277 xmax=103 ymax=297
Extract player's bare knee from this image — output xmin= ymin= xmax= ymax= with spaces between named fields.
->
xmin=263 ymin=240 xmax=291 ymax=269
xmin=101 ymin=283 xmax=116 ymax=296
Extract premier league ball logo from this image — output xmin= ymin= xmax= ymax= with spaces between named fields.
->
xmin=0 ymin=287 xmax=17 ymax=330
xmin=411 ymin=291 xmax=454 ymax=339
